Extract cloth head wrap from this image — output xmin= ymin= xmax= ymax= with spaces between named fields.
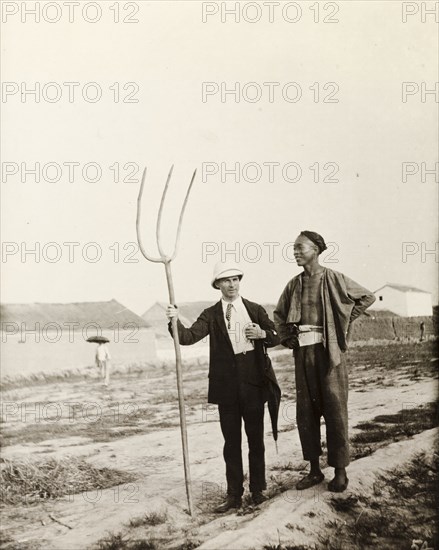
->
xmin=300 ymin=231 xmax=327 ymax=254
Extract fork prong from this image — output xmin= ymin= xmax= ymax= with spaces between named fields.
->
xmin=156 ymin=165 xmax=174 ymax=259
xmin=170 ymin=168 xmax=197 ymax=261
xmin=136 ymin=167 xmax=164 ymax=263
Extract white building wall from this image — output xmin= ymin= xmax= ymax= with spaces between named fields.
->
xmin=373 ymin=287 xmax=408 ymax=316
xmin=405 ymin=292 xmax=432 ymax=316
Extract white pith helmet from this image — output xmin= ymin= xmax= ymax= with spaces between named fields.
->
xmin=211 ymin=262 xmax=244 ymax=289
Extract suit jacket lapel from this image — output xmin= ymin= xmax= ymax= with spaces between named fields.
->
xmin=242 ymin=297 xmax=258 ymax=323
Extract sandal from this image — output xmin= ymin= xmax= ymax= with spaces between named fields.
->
xmin=296 ymin=472 xmax=325 ymax=490
xmin=328 ymin=477 xmax=349 ymax=493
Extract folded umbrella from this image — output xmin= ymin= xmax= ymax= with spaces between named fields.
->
xmin=263 ymin=348 xmax=282 ymax=445
xmin=267 ymin=378 xmax=281 ymax=443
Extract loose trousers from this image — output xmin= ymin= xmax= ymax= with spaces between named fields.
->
xmin=294 ymin=343 xmax=349 ymax=468
xmin=218 ymin=352 xmax=266 ymax=496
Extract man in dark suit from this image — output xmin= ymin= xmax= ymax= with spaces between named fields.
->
xmin=166 ymin=262 xmax=280 ymax=512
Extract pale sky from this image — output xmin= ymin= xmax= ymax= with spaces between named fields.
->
xmin=2 ymin=1 xmax=438 ymax=316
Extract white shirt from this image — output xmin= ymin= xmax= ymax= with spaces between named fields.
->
xmin=221 ymin=296 xmax=255 ymax=355
xmin=96 ymin=344 xmax=111 ymax=361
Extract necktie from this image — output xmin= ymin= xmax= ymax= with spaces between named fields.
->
xmin=226 ymin=303 xmax=232 ymax=329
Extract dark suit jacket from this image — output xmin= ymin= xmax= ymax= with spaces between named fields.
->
xmin=169 ymin=298 xmax=280 ymax=405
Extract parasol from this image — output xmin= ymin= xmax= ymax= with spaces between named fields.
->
xmin=86 ymin=336 xmax=110 ymax=344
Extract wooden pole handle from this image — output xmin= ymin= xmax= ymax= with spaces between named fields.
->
xmin=164 ymin=261 xmax=194 ymax=516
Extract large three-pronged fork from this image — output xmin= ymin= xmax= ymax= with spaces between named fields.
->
xmin=136 ymin=165 xmax=197 ymax=516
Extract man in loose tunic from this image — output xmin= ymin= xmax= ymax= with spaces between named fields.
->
xmin=274 ymin=231 xmax=375 ymax=492
xmin=166 ymin=263 xmax=280 ymax=511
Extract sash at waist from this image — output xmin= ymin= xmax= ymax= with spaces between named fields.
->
xmin=298 ymin=325 xmax=323 ymax=347
xmin=298 ymin=325 xmax=323 ymax=332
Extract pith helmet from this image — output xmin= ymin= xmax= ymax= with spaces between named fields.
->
xmin=211 ymin=262 xmax=244 ymax=289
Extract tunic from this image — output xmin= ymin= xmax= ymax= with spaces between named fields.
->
xmin=274 ymin=267 xmax=375 ymax=467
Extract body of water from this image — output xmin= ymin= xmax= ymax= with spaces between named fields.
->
xmin=1 ymin=329 xmax=156 ymax=378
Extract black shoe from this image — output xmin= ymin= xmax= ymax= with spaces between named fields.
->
xmin=214 ymin=496 xmax=242 ymax=513
xmin=251 ymin=491 xmax=267 ymax=505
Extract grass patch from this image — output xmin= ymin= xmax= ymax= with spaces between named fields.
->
xmin=265 ymin=473 xmax=296 ymax=500
xmin=351 ymin=401 xmax=438 ymax=460
xmin=93 ymin=529 xmax=199 ymax=550
xmin=270 ymin=462 xmax=307 ymax=472
xmin=263 ymin=545 xmax=312 ymax=550
xmin=0 ymin=370 xmax=97 ymax=392
xmin=174 ymin=541 xmax=200 ymax=550
xmin=0 ymin=363 xmax=164 ymax=392
xmin=0 ymin=457 xmax=136 ymax=505
xmin=0 ymin=406 xmax=156 ymax=448
xmin=127 ymin=510 xmax=168 ymax=528
xmin=94 ymin=532 xmax=159 ymax=550
xmin=325 ymin=452 xmax=438 ymax=550
xmin=0 ymin=538 xmax=42 ymax=550
xmin=329 ymin=494 xmax=359 ymax=514
xmin=346 ymin=341 xmax=438 ymax=383
xmin=96 ymin=510 xmax=199 ymax=550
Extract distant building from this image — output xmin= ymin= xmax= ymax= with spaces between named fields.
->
xmin=1 ymin=298 xmax=151 ymax=330
xmin=372 ymin=283 xmax=432 ymax=317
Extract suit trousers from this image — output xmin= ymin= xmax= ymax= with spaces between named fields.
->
xmin=218 ymin=351 xmax=266 ymax=496
xmin=294 ymin=343 xmax=349 ymax=468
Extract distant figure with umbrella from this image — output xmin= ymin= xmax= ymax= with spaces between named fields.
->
xmin=87 ymin=336 xmax=111 ymax=385
xmin=166 ymin=262 xmax=280 ymax=512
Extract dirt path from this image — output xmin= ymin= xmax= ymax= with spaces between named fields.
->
xmin=196 ymin=428 xmax=438 ymax=550
xmin=2 ymin=370 xmax=436 ymax=549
